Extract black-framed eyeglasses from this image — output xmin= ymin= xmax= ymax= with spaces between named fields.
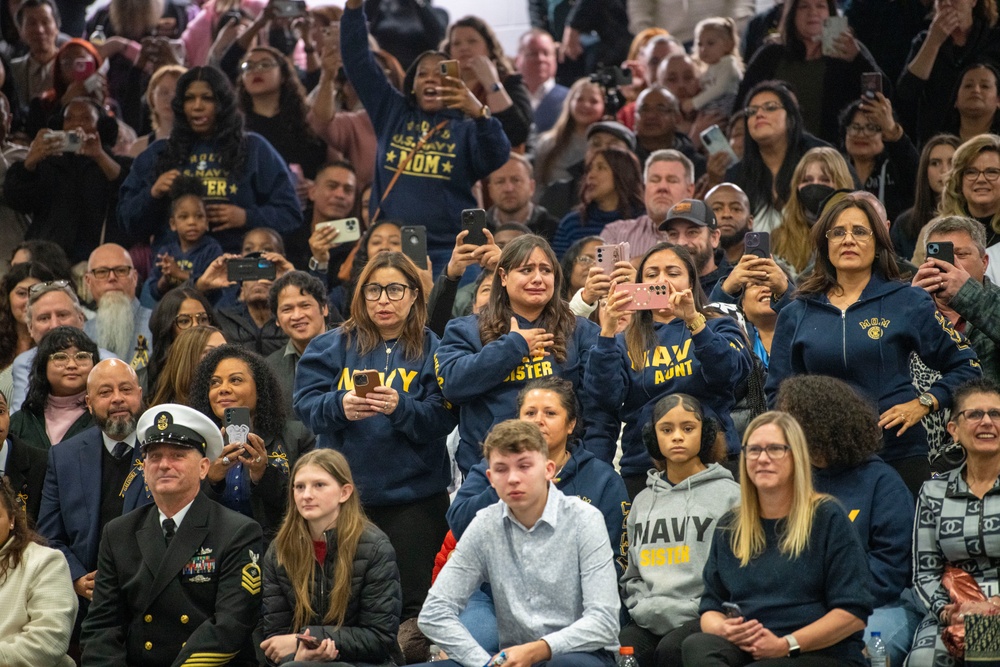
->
xmin=240 ymin=60 xmax=278 ymax=73
xmin=825 ymin=225 xmax=874 ymax=243
xmin=846 ymin=123 xmax=881 ymax=136
xmin=362 ymin=282 xmax=411 ymax=301
xmin=957 ymin=409 xmax=1000 ymax=422
xmin=742 ymin=444 xmax=791 ymax=460
xmin=49 ymin=351 xmax=94 ymax=368
xmin=744 ymin=101 xmax=784 ymax=117
xmin=962 ymin=167 xmax=1000 ymax=182
xmin=88 ymin=265 xmax=133 ymax=281
xmin=174 ymin=312 xmax=211 ymax=330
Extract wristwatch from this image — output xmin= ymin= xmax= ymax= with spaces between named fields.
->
xmin=919 ymin=392 xmax=936 ymax=410
xmin=785 ymin=634 xmax=800 ymax=657
xmin=308 ymin=257 xmax=328 ymax=272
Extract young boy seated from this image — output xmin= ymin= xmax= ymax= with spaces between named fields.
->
xmin=414 ymin=420 xmax=620 ymax=667
xmin=142 ymin=175 xmax=223 ymax=304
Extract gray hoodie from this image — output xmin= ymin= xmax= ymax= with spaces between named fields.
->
xmin=621 ymin=463 xmax=741 ymax=635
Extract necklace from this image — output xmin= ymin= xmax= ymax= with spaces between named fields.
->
xmin=554 ymin=449 xmax=571 ymax=478
xmin=383 ymin=338 xmax=398 ymax=376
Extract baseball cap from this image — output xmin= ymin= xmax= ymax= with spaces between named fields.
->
xmin=586 ymin=121 xmax=637 ymax=152
xmin=658 ymin=199 xmax=717 ymax=231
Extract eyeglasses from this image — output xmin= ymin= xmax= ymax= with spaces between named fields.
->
xmin=846 ymin=123 xmax=882 ymax=136
xmin=962 ymin=167 xmax=1000 ymax=182
xmin=744 ymin=101 xmax=784 ymax=117
xmin=49 ymin=351 xmax=94 ymax=368
xmin=174 ymin=312 xmax=211 ymax=330
xmin=957 ymin=408 xmax=1000 ymax=422
xmin=825 ymin=225 xmax=874 ymax=243
xmin=29 ymin=279 xmax=71 ymax=296
xmin=88 ymin=266 xmax=133 ymax=281
xmin=576 ymin=255 xmax=597 ymax=266
xmin=240 ymin=60 xmax=278 ymax=73
xmin=743 ymin=444 xmax=791 ymax=460
xmin=361 ymin=282 xmax=411 ymax=301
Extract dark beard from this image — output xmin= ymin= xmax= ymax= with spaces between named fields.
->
xmin=720 ymin=226 xmax=749 ymax=250
xmin=96 ymin=412 xmax=138 ymax=440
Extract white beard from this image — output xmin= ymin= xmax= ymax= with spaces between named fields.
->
xmin=94 ymin=292 xmax=136 ymax=361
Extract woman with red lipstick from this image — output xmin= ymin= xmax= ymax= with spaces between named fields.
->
xmin=765 ymin=193 xmax=982 ymax=495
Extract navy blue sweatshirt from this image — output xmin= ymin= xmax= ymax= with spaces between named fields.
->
xmin=583 ymin=316 xmax=752 ymax=476
xmin=340 ymin=6 xmax=510 ymax=254
xmin=447 ymin=446 xmax=630 ymax=576
xmin=765 ymin=272 xmax=982 ymax=461
xmin=293 ymin=327 xmax=457 ymax=506
xmin=813 ymin=457 xmax=914 ymax=609
xmin=434 ymin=314 xmax=605 ymax=474
xmin=700 ymin=501 xmax=874 ymax=665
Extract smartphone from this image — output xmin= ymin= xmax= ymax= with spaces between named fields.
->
xmin=83 ymin=72 xmax=102 ymax=95
xmin=315 ymin=217 xmax=361 ymax=244
xmin=44 ymin=130 xmax=82 ymax=153
xmin=821 ymin=16 xmax=848 ymax=57
xmin=72 ymin=57 xmax=95 ymax=81
xmin=352 ymin=369 xmax=382 ymax=398
xmin=295 ymin=633 xmax=322 ymax=650
xmin=595 ymin=243 xmax=628 ymax=274
xmin=744 ymin=231 xmax=771 ymax=259
xmin=699 ymin=124 xmax=739 ymax=165
xmin=401 ymin=225 xmax=428 ymax=268
xmin=722 ymin=602 xmax=743 ymax=619
xmin=927 ymin=241 xmax=955 ymax=265
xmin=616 ymin=282 xmax=673 ymax=311
xmin=461 ymin=208 xmax=488 ymax=246
xmin=223 ymin=407 xmax=251 ymax=448
xmin=273 ymin=0 xmax=307 ymax=17
xmin=439 ymin=59 xmax=460 ymax=79
xmin=861 ymin=72 xmax=883 ymax=100
xmin=226 ymin=256 xmax=276 ymax=282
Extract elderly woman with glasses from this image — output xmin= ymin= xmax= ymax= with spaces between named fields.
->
xmin=294 ymin=250 xmax=457 ymax=626
xmin=9 ymin=326 xmax=97 ymax=449
xmin=908 ymin=379 xmax=1000 ymax=666
xmin=765 ymin=193 xmax=982 ymax=496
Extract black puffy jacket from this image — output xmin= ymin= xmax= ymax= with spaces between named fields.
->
xmin=261 ymin=523 xmax=403 ymax=666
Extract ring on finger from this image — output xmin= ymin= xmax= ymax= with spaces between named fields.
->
xmin=222 ymin=456 xmax=230 ymax=465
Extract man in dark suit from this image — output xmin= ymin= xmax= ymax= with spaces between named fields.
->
xmin=0 ymin=388 xmax=46 ymax=522
xmin=81 ymin=403 xmax=263 ymax=667
xmin=37 ymin=359 xmax=152 ymax=609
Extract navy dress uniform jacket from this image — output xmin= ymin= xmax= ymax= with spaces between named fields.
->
xmin=80 ymin=492 xmax=263 ymax=667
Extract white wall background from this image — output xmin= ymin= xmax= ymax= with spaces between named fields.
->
xmin=434 ymin=0 xmax=531 ymax=56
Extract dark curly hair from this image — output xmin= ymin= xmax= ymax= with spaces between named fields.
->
xmin=775 ymin=374 xmax=882 ymax=467
xmin=189 ymin=344 xmax=286 ymax=438
xmin=169 ymin=174 xmax=206 ymax=213
xmin=10 ymin=240 xmax=73 ymax=283
xmin=156 ymin=66 xmax=246 ymax=177
xmin=236 ymin=46 xmax=320 ymax=148
xmin=953 ymin=378 xmax=1000 ymax=415
xmin=642 ymin=393 xmax=719 ymax=464
xmin=0 ymin=262 xmax=56 ymax=368
xmin=23 ymin=326 xmax=99 ymax=416
xmin=147 ymin=287 xmax=217 ymax=392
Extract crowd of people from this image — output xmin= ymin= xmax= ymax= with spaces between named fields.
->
xmin=4 ymin=0 xmax=1000 ymax=665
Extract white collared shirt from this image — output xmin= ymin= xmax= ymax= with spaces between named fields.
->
xmin=159 ymin=498 xmax=196 ymax=533
xmin=101 ymin=432 xmax=137 ymax=457
xmin=0 ymin=439 xmax=8 ymax=477
xmin=527 ymin=77 xmax=556 ymax=110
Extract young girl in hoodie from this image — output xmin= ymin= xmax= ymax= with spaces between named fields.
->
xmin=619 ymin=393 xmax=741 ymax=667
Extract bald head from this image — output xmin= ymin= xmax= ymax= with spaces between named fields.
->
xmin=85 ymin=243 xmax=137 ymax=303
xmin=87 ymin=358 xmax=139 ymax=392
xmin=707 ymin=183 xmax=753 ymax=251
xmin=87 ymin=358 xmax=143 ymax=440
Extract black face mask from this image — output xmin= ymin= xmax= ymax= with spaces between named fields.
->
xmin=798 ymin=184 xmax=836 ymax=225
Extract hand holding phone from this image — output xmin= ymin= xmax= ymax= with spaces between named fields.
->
xmin=722 ymin=602 xmax=743 ymax=619
xmin=927 ymin=241 xmax=954 ymax=265
xmin=821 ymin=16 xmax=848 ymax=57
xmin=295 ymin=633 xmax=321 ymax=650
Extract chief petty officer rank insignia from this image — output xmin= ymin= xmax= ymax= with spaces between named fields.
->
xmin=242 ymin=550 xmax=261 ymax=595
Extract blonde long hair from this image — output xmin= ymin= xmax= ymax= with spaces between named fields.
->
xmin=536 ymin=78 xmax=604 ymax=184
xmin=774 ymin=148 xmax=853 ymax=272
xmin=730 ymin=411 xmax=829 ymax=566
xmin=273 ymin=450 xmax=369 ymax=631
xmin=939 ymin=134 xmax=1000 ymax=236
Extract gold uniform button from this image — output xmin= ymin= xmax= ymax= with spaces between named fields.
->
xmin=144 ymin=642 xmax=152 ymax=651
xmin=180 ymin=615 xmax=189 ymax=624
xmin=144 ymin=615 xmax=152 ymax=623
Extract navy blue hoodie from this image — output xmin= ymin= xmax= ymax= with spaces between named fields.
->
xmin=447 ymin=446 xmax=629 ymax=576
xmin=765 ymin=273 xmax=982 ymax=461
xmin=813 ymin=457 xmax=914 ymax=608
xmin=583 ymin=317 xmax=752 ymax=476
xmin=341 ymin=6 xmax=511 ymax=253
xmin=434 ymin=314 xmax=604 ymax=474
xmin=293 ymin=327 xmax=456 ymax=506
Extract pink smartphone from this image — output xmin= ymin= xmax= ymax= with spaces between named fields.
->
xmin=615 ymin=282 xmax=673 ymax=311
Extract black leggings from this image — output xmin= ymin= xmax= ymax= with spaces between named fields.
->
xmin=366 ymin=492 xmax=450 ymax=620
xmin=681 ymin=633 xmax=850 ymax=667
xmin=620 ymin=619 xmax=701 ymax=667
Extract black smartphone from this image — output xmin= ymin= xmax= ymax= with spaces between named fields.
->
xmin=861 ymin=72 xmax=883 ymax=99
xmin=744 ymin=231 xmax=771 ymax=259
xmin=722 ymin=602 xmax=743 ymax=619
xmin=223 ymin=407 xmax=251 ymax=448
xmin=295 ymin=633 xmax=321 ymax=649
xmin=226 ymin=256 xmax=276 ymax=282
xmin=927 ymin=241 xmax=955 ymax=265
xmin=401 ymin=225 xmax=428 ymax=268
xmin=461 ymin=208 xmax=488 ymax=246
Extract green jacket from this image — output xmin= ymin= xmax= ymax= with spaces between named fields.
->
xmin=9 ymin=407 xmax=93 ymax=450
xmin=950 ymin=276 xmax=1000 ymax=384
